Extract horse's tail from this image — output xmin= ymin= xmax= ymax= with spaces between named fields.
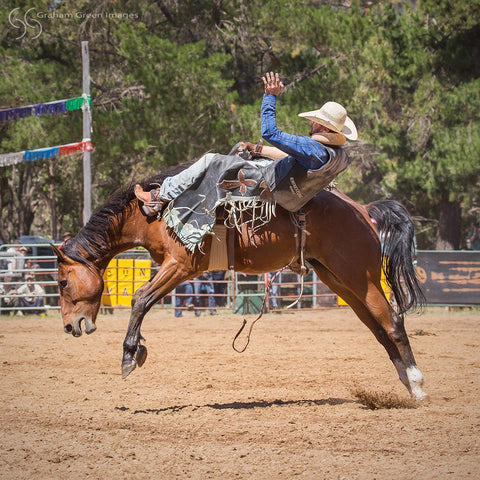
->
xmin=366 ymin=199 xmax=426 ymax=316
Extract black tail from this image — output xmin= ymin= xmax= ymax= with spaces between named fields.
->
xmin=367 ymin=200 xmax=426 ymax=316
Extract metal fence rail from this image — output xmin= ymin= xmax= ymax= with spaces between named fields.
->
xmin=3 ymin=244 xmax=477 ymax=316
xmin=1 ymin=244 xmax=340 ymax=316
xmin=0 ymin=244 xmax=59 ymax=315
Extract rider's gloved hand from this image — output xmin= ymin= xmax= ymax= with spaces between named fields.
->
xmin=239 ymin=140 xmax=263 ymax=158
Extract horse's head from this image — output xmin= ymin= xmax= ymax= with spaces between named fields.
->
xmin=52 ymin=245 xmax=104 ymax=337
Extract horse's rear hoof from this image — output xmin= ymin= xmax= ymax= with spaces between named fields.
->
xmin=413 ymin=391 xmax=429 ymax=402
xmin=121 ymin=360 xmax=137 ymax=379
xmin=136 ymin=345 xmax=148 ymax=368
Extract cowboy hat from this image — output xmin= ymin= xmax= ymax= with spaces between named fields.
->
xmin=298 ymin=101 xmax=358 ymax=140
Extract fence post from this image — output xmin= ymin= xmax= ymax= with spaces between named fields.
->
xmin=82 ymin=41 xmax=92 ymax=225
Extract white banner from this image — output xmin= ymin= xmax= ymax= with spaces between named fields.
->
xmin=0 ymin=151 xmax=25 ymax=167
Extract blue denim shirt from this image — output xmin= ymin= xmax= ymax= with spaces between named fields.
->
xmin=261 ymin=94 xmax=329 ymax=170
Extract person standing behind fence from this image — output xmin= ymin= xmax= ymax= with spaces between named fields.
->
xmin=17 ymin=246 xmax=29 ymax=278
xmin=212 ymin=270 xmax=227 ymax=306
xmin=0 ymin=248 xmax=15 ymax=278
xmin=467 ymin=222 xmax=480 ymax=250
xmin=59 ymin=232 xmax=73 ymax=250
xmin=174 ymin=281 xmax=195 ymax=318
xmin=0 ymin=243 xmax=27 ymax=279
xmin=268 ymin=271 xmax=280 ymax=311
xmin=194 ymin=272 xmax=217 ymax=316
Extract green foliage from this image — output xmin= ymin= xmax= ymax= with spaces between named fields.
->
xmin=0 ymin=0 xmax=478 ymax=249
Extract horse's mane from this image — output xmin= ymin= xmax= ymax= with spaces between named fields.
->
xmin=63 ymin=160 xmax=196 ymax=264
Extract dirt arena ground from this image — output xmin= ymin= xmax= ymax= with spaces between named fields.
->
xmin=1 ymin=307 xmax=479 ymax=479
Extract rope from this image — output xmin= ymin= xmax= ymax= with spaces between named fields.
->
xmin=232 ymin=269 xmax=282 ymax=353
xmin=231 ymin=208 xmax=310 ymax=352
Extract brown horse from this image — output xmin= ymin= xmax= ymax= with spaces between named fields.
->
xmin=53 ymin=167 xmax=427 ymax=400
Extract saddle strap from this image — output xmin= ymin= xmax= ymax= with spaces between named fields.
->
xmin=283 ymin=209 xmax=310 ymax=310
xmin=291 ymin=209 xmax=310 ymax=276
xmin=298 ymin=211 xmax=309 ymax=276
xmin=227 ymin=221 xmax=235 ymax=270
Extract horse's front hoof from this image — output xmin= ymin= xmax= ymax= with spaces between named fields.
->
xmin=121 ymin=360 xmax=137 ymax=379
xmin=136 ymin=344 xmax=148 ymax=368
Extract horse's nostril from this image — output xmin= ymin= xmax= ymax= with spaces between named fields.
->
xmin=64 ymin=324 xmax=73 ymax=334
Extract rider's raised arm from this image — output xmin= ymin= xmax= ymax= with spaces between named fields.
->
xmin=261 ymin=92 xmax=329 ymax=169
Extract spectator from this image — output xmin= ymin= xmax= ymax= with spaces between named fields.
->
xmin=467 ymin=222 xmax=480 ymax=250
xmin=13 ymin=274 xmax=45 ymax=315
xmin=194 ymin=272 xmax=217 ymax=316
xmin=59 ymin=232 xmax=73 ymax=250
xmin=17 ymin=246 xmax=29 ymax=276
xmin=0 ymin=247 xmax=15 ymax=277
xmin=212 ymin=270 xmax=227 ymax=306
xmin=0 ymin=243 xmax=26 ymax=279
xmin=174 ymin=281 xmax=194 ymax=318
xmin=268 ymin=271 xmax=280 ymax=311
xmin=0 ymin=275 xmax=19 ymax=315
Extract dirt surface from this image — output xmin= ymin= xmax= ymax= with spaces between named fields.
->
xmin=1 ymin=307 xmax=479 ymax=479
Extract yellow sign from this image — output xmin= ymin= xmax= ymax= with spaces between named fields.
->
xmin=102 ymin=258 xmax=151 ymax=306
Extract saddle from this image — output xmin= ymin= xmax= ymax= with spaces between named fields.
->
xmin=207 ymin=204 xmax=309 ymax=276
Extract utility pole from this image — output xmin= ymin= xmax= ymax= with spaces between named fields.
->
xmin=82 ymin=41 xmax=92 ymax=225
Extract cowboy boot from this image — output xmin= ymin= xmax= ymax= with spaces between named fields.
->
xmin=134 ymin=184 xmax=169 ymax=216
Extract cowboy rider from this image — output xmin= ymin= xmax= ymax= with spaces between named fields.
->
xmin=134 ymin=71 xmax=357 ymax=214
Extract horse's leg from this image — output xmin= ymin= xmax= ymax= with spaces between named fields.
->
xmin=362 ymin=282 xmax=427 ymax=400
xmin=122 ymin=258 xmax=198 ymax=378
xmin=309 ymin=260 xmax=427 ymax=400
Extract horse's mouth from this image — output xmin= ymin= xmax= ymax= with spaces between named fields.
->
xmin=64 ymin=317 xmax=97 ymax=337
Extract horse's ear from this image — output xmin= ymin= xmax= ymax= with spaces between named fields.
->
xmin=51 ymin=243 xmax=70 ymax=264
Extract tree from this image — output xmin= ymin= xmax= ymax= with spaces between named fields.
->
xmin=1 ymin=0 xmax=478 ymax=250
xmin=365 ymin=1 xmax=480 ymax=249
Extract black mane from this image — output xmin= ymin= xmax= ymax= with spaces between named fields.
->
xmin=63 ymin=161 xmax=195 ymax=264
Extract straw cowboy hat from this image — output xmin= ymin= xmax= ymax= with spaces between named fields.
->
xmin=298 ymin=101 xmax=358 ymax=140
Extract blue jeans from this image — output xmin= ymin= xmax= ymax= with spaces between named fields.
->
xmin=175 ymin=282 xmax=193 ymax=317
xmin=194 ymin=274 xmax=216 ymax=315
xmin=268 ymin=272 xmax=279 ymax=309
xmin=160 ymin=153 xmax=216 ymax=201
xmin=212 ymin=270 xmax=226 ymax=306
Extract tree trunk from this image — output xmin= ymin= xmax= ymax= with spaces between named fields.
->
xmin=19 ymin=165 xmax=35 ymax=237
xmin=48 ymin=160 xmax=58 ymax=239
xmin=7 ymin=164 xmax=36 ymax=240
xmin=435 ymin=191 xmax=461 ymax=250
xmin=0 ymin=176 xmax=6 ymax=244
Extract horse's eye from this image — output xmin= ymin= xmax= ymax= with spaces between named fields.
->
xmin=59 ymin=280 xmax=68 ymax=289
